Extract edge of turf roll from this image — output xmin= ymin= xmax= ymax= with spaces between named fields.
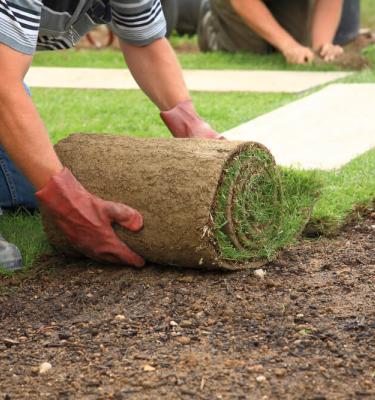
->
xmin=42 ymin=134 xmax=318 ymax=270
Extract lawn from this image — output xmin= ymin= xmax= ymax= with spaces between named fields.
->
xmin=1 ymin=2 xmax=375 ymax=272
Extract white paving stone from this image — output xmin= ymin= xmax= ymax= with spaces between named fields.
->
xmin=223 ymin=84 xmax=375 ymax=170
xmin=26 ymin=67 xmax=351 ymax=93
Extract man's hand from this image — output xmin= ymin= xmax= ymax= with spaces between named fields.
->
xmin=36 ymin=168 xmax=145 ymax=266
xmin=160 ymin=100 xmax=224 ymax=139
xmin=318 ymin=43 xmax=344 ymax=62
xmin=311 ymin=0 xmax=344 ymax=56
xmin=281 ymin=43 xmax=315 ymax=65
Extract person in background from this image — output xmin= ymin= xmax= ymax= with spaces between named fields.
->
xmin=197 ymin=0 xmax=360 ymax=64
xmin=0 ymin=0 xmax=221 ymax=272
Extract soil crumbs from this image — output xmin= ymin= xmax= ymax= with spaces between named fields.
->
xmin=1 ymin=215 xmax=374 ymax=400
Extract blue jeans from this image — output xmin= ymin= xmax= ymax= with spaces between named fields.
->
xmin=0 ymin=84 xmax=37 ymax=211
xmin=334 ymin=0 xmax=360 ymax=45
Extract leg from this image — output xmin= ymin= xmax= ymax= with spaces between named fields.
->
xmin=160 ymin=0 xmax=178 ymax=37
xmin=198 ymin=0 xmax=220 ymax=51
xmin=198 ymin=0 xmax=269 ymax=53
xmin=334 ymin=0 xmax=360 ymax=45
xmin=269 ymin=0 xmax=311 ymax=46
xmin=176 ymin=0 xmax=202 ymax=36
xmin=0 ymin=83 xmax=37 ymax=211
xmin=0 ymin=83 xmax=37 ymax=271
xmin=0 ymin=144 xmax=37 ymax=210
xmin=0 ymin=148 xmax=27 ymax=271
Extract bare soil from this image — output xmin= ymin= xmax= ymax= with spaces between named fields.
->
xmin=0 ymin=213 xmax=374 ymax=399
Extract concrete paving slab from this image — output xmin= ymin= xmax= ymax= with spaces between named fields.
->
xmin=223 ymin=84 xmax=375 ymax=170
xmin=26 ymin=67 xmax=352 ymax=93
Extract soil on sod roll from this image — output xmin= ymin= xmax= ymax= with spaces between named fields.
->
xmin=44 ymin=134 xmax=288 ymax=270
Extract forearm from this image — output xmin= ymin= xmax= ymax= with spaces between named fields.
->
xmin=0 ymin=81 xmax=62 ymax=190
xmin=230 ymin=0 xmax=298 ymax=52
xmin=120 ymin=38 xmax=189 ymax=111
xmin=311 ymin=0 xmax=343 ymax=50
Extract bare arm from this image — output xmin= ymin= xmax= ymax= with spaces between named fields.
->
xmin=311 ymin=0 xmax=343 ymax=50
xmin=230 ymin=0 xmax=295 ymax=52
xmin=119 ymin=37 xmax=222 ymax=139
xmin=230 ymin=0 xmax=314 ymax=64
xmin=120 ymin=38 xmax=189 ymax=111
xmin=0 ymin=44 xmax=63 ymax=190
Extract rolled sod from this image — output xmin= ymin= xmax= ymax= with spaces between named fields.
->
xmin=43 ymin=134 xmax=289 ymax=270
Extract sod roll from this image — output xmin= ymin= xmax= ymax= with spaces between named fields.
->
xmin=43 ymin=134 xmax=285 ymax=270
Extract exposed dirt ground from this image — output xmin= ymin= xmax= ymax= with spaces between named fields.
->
xmin=1 ymin=213 xmax=374 ymax=399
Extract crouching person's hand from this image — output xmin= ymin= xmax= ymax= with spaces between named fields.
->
xmin=281 ymin=42 xmax=315 ymax=65
xmin=36 ymin=168 xmax=145 ymax=266
xmin=318 ymin=43 xmax=344 ymax=62
xmin=160 ymin=100 xmax=224 ymax=139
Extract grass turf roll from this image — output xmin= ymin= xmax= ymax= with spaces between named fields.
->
xmin=43 ymin=134 xmax=287 ymax=270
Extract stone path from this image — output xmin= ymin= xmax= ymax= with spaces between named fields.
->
xmin=26 ymin=67 xmax=351 ymax=93
xmin=223 ymin=84 xmax=375 ymax=170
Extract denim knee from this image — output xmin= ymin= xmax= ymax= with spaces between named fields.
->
xmin=0 ymin=82 xmax=38 ymax=210
xmin=334 ymin=0 xmax=360 ymax=45
xmin=0 ymin=146 xmax=38 ymax=210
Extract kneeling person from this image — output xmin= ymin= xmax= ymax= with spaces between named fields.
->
xmin=0 ymin=0 xmax=221 ymax=271
xmin=198 ymin=0 xmax=360 ymax=64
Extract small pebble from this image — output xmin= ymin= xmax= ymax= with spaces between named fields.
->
xmin=143 ymin=364 xmax=156 ymax=372
xmin=114 ymin=315 xmax=126 ymax=321
xmin=170 ymin=320 xmax=178 ymax=327
xmin=58 ymin=331 xmax=71 ymax=340
xmin=39 ymin=362 xmax=52 ymax=375
xmin=179 ymin=276 xmax=194 ymax=283
xmin=274 ymin=368 xmax=287 ymax=377
xmin=254 ymin=269 xmax=266 ymax=279
xmin=177 ymin=336 xmax=191 ymax=345
xmin=3 ymin=338 xmax=19 ymax=347
xmin=256 ymin=375 xmax=267 ymax=383
xmin=248 ymin=364 xmax=264 ymax=372
xmin=180 ymin=320 xmax=193 ymax=328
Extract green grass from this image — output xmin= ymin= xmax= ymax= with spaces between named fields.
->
xmin=213 ymin=148 xmax=320 ymax=264
xmin=32 ymin=89 xmax=296 ymax=142
xmin=362 ymin=0 xmax=375 ymax=29
xmin=33 ymin=48 xmax=354 ymax=71
xmin=0 ymin=212 xmax=49 ymax=273
xmin=305 ymin=149 xmax=375 ymax=236
xmin=214 ymin=148 xmax=284 ymax=262
xmin=32 ymin=43 xmax=375 ymax=72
